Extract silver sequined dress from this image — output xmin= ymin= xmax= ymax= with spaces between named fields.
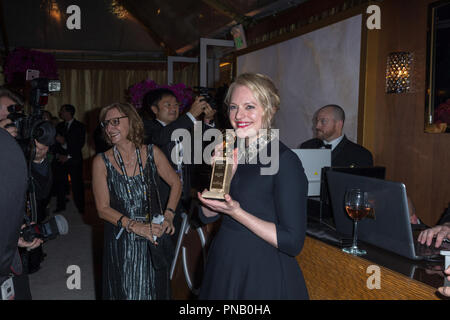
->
xmin=101 ymin=145 xmax=169 ymax=300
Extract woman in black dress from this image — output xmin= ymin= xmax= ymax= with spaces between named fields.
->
xmin=92 ymin=102 xmax=181 ymax=299
xmin=198 ymin=73 xmax=309 ymax=299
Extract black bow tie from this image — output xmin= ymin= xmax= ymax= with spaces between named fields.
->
xmin=322 ymin=142 xmax=332 ymax=149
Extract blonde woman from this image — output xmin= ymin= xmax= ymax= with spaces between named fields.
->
xmin=198 ymin=73 xmax=309 ymax=299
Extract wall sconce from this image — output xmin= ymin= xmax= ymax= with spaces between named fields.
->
xmin=385 ymin=52 xmax=413 ymax=94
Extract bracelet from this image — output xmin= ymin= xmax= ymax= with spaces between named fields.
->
xmin=117 ymin=215 xmax=125 ymax=228
xmin=149 ymin=223 xmax=154 ymax=242
xmin=165 ymin=208 xmax=176 ymax=215
xmin=126 ymin=218 xmax=134 ymax=233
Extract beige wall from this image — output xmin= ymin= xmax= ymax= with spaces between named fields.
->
xmin=363 ymin=0 xmax=450 ymax=226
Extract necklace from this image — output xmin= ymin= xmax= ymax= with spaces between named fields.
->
xmin=113 ymin=146 xmax=137 ymax=176
xmin=236 ymin=129 xmax=278 ymax=163
xmin=114 ymin=151 xmax=135 ymax=166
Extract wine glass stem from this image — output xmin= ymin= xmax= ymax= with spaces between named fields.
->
xmin=352 ymin=220 xmax=358 ymax=249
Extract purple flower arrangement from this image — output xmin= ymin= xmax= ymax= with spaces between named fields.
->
xmin=434 ymin=98 xmax=450 ymax=125
xmin=128 ymin=79 xmax=194 ymax=113
xmin=3 ymin=48 xmax=58 ymax=83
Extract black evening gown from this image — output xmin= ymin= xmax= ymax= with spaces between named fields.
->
xmin=101 ymin=145 xmax=170 ymax=300
xmin=199 ymin=141 xmax=309 ymax=299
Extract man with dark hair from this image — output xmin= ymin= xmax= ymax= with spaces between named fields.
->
xmin=299 ymin=104 xmax=373 ymax=167
xmin=0 ymin=86 xmax=24 ymax=137
xmin=142 ymin=89 xmax=215 ymax=199
xmin=54 ymin=104 xmax=86 ymax=214
xmin=142 ymin=88 xmax=215 ymax=260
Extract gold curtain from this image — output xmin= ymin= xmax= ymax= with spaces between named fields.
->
xmin=44 ymin=68 xmax=166 ymax=160
xmin=46 ymin=68 xmax=167 ymax=120
xmin=173 ymin=63 xmax=199 ymax=87
xmin=44 ymin=67 xmax=198 ymax=161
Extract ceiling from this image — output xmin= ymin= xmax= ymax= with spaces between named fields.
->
xmin=0 ymin=0 xmax=309 ymax=62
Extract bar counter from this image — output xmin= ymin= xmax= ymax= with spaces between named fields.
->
xmin=297 ymin=233 xmax=445 ymax=299
xmin=171 ymin=214 xmax=449 ymax=300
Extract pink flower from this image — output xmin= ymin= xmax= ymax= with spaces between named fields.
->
xmin=434 ymin=99 xmax=450 ymax=125
xmin=4 ymin=48 xmax=58 ymax=83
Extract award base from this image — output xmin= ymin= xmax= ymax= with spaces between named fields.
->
xmin=201 ymin=190 xmax=227 ymax=201
xmin=201 ymin=157 xmax=233 ymax=202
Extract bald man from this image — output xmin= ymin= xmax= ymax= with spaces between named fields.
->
xmin=299 ymin=104 xmax=373 ymax=167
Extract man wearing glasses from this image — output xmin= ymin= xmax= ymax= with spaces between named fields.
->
xmin=54 ymin=104 xmax=86 ymax=214
xmin=299 ymin=104 xmax=373 ymax=167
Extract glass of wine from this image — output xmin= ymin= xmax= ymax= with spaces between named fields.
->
xmin=342 ymin=188 xmax=371 ymax=256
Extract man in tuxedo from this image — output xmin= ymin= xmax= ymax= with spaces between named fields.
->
xmin=54 ymin=104 xmax=86 ymax=214
xmin=299 ymin=104 xmax=373 ymax=167
xmin=142 ymin=88 xmax=215 ymax=255
xmin=300 ymin=105 xmax=373 ymax=223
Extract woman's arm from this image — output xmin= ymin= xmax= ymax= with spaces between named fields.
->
xmin=197 ymin=145 xmax=278 ymax=247
xmin=197 ymin=150 xmax=307 ymax=256
xmin=92 ymin=153 xmax=161 ymax=241
xmin=198 ymin=192 xmax=278 ymax=247
xmin=152 ymin=145 xmax=182 ymax=234
xmin=92 ymin=153 xmax=126 ymax=226
xmin=272 ymin=151 xmax=308 ymax=256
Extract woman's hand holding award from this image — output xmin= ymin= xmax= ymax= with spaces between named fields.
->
xmin=201 ymin=131 xmax=236 ymax=201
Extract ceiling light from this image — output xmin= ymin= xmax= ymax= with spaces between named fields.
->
xmin=111 ymin=0 xmax=129 ymax=19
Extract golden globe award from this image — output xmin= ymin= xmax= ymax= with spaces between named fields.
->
xmin=201 ymin=131 xmax=235 ymax=201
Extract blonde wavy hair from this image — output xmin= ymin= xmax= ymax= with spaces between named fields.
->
xmin=99 ymin=102 xmax=144 ymax=147
xmin=224 ymin=73 xmax=280 ymax=129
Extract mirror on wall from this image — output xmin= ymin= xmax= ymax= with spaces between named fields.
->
xmin=425 ymin=0 xmax=450 ymax=133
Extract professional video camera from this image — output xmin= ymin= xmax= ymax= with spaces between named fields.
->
xmin=194 ymin=86 xmax=217 ymax=110
xmin=6 ymin=76 xmax=60 ymax=155
xmin=20 ymin=214 xmax=69 ymax=242
xmin=6 ymin=72 xmax=64 ymax=235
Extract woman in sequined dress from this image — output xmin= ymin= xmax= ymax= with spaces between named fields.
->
xmin=92 ymin=102 xmax=181 ymax=300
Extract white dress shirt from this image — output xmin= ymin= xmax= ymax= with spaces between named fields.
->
xmin=324 ymin=134 xmax=344 ymax=151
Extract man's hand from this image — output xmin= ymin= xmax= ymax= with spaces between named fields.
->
xmin=418 ymin=223 xmax=450 ymax=247
xmin=18 ymin=223 xmax=43 ymax=250
xmin=18 ymin=237 xmax=43 ymax=250
xmin=438 ymin=266 xmax=450 ymax=297
xmin=0 ymin=119 xmax=18 ymax=137
xmin=189 ymin=96 xmax=209 ymax=118
xmin=203 ymin=104 xmax=216 ymax=124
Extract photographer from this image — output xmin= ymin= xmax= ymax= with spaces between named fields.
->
xmin=0 ymin=86 xmax=24 ymax=137
xmin=0 ymin=86 xmax=55 ymax=299
xmin=141 ymin=89 xmax=216 ymax=263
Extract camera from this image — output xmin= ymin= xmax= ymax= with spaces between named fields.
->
xmin=194 ymin=86 xmax=217 ymax=110
xmin=6 ymin=72 xmax=62 ymax=236
xmin=6 ymin=75 xmax=60 ymax=157
xmin=20 ymin=215 xmax=69 ymax=242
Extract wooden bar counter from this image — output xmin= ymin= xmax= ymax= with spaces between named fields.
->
xmin=296 ymin=236 xmax=441 ymax=300
xmin=171 ymin=214 xmax=447 ymax=300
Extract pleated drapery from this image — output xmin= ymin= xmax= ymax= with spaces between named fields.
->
xmin=43 ymin=66 xmax=198 ymax=160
